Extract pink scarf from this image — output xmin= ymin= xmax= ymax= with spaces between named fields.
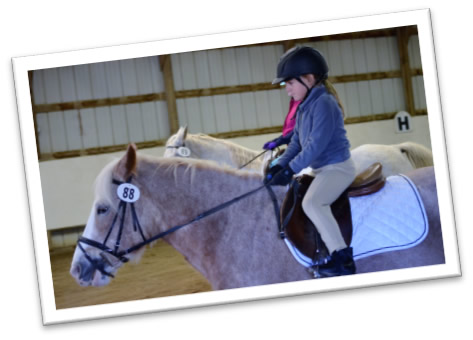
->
xmin=282 ymin=99 xmax=301 ymax=137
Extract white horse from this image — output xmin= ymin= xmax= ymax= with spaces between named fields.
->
xmin=164 ymin=126 xmax=433 ymax=177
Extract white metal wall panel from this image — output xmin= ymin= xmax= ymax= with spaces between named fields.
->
xmin=32 ymin=69 xmax=47 ymax=104
xmin=49 ymin=111 xmax=67 ymax=152
xmin=199 ymin=96 xmax=217 ymax=134
xmin=195 ymin=50 xmax=212 ymax=88
xmin=172 ymin=45 xmax=287 ymax=133
xmin=43 ymin=68 xmax=62 ymax=103
xmin=412 ymin=76 xmax=427 ymax=110
xmin=120 ymin=59 xmax=139 ymax=96
xmin=408 ymin=35 xmax=422 ymax=69
xmin=208 ymin=50 xmax=225 ymax=87
xmin=141 ymin=102 xmax=160 ymax=141
xmin=408 ymin=35 xmax=426 ymax=111
xmin=308 ymin=37 xmax=407 ymax=117
xmin=155 ymin=101 xmax=170 ymax=139
xmin=364 ymin=38 xmax=385 ymax=114
xmin=125 ymin=103 xmax=145 ymax=143
xmin=34 ymin=56 xmax=169 ymax=155
xmin=89 ymin=63 xmax=109 ymax=99
xmin=235 ymin=48 xmax=253 ymax=85
xmin=34 ymin=35 xmax=425 ymax=157
xmin=36 ymin=113 xmax=52 ymax=153
xmin=74 ymin=65 xmax=93 ymax=100
xmin=104 ymin=61 xmax=124 ymax=97
xmin=81 ymin=108 xmax=99 ymax=149
xmin=213 ymin=95 xmax=231 ymax=132
xmin=58 ymin=67 xmax=77 ymax=102
xmin=227 ymin=93 xmax=245 ymax=131
xmin=63 ymin=109 xmax=82 ymax=150
xmin=95 ymin=107 xmax=114 ymax=147
xmin=110 ymin=105 xmax=129 ymax=145
xmin=221 ymin=48 xmax=240 ymax=86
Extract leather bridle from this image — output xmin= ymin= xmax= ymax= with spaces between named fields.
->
xmin=76 ymin=175 xmax=283 ymax=279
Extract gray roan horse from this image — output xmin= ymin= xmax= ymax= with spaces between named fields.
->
xmin=70 ymin=144 xmax=444 ymax=288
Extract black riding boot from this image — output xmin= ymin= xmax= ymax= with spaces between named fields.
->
xmin=318 ymin=247 xmax=356 ymax=277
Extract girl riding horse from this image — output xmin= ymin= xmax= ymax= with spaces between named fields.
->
xmin=265 ymin=46 xmax=356 ymax=277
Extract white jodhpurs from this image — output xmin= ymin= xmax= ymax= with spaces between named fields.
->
xmin=301 ymin=157 xmax=356 ymax=254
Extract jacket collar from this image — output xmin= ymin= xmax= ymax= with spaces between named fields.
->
xmin=299 ymin=85 xmax=327 ymax=111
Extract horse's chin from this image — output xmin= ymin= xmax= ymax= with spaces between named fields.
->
xmin=73 ymin=270 xmax=113 ymax=287
xmin=70 ymin=255 xmax=119 ymax=287
xmin=91 ymin=271 xmax=112 ymax=287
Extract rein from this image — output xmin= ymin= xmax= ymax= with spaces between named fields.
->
xmin=238 ymin=150 xmax=268 ymax=170
xmin=77 ymin=175 xmax=282 ymax=278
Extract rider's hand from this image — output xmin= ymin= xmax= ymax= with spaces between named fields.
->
xmin=263 ymin=141 xmax=278 ymax=150
xmin=264 ymin=165 xmax=294 ymax=186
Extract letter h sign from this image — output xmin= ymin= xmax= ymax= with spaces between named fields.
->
xmin=394 ymin=111 xmax=412 ymax=133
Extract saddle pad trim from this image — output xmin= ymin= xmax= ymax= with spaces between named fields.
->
xmin=284 ymin=238 xmax=314 ymax=267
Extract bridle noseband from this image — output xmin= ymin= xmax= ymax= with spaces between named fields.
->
xmin=77 ymin=176 xmax=147 ymax=277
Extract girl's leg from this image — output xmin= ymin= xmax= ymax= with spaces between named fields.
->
xmin=301 ymin=158 xmax=356 ymax=254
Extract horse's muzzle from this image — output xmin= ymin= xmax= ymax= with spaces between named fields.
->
xmin=70 ymin=255 xmax=114 ymax=287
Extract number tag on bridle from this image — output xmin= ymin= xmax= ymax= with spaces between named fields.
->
xmin=117 ymin=183 xmax=140 ymax=203
xmin=177 ymin=146 xmax=191 ymax=157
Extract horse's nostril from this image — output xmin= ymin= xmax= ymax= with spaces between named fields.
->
xmin=71 ymin=263 xmax=81 ymax=278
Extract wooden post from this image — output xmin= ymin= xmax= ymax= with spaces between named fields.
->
xmin=397 ymin=27 xmax=416 ymax=116
xmin=159 ymin=55 xmax=179 ymax=134
xmin=28 ymin=71 xmax=41 ymax=159
xmin=283 ymin=40 xmax=296 ymax=52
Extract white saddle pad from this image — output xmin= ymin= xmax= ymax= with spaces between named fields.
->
xmin=285 ymin=174 xmax=429 ymax=267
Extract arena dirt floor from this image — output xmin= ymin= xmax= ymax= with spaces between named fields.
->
xmin=50 ymin=241 xmax=212 ymax=309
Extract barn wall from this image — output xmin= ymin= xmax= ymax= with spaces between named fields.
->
xmin=43 ymin=115 xmax=431 ymax=249
xmin=32 ymin=30 xmax=426 ymax=159
xmin=33 ymin=27 xmax=432 ymax=249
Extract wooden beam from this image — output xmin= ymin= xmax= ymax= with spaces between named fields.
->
xmin=40 ymin=109 xmax=427 ymax=160
xmin=34 ymin=93 xmax=165 ymax=113
xmin=329 ymin=70 xmax=401 ymax=83
xmin=176 ymin=83 xmax=280 ymax=98
xmin=282 ymin=40 xmax=296 ymax=52
xmin=33 ymin=68 xmax=424 ymax=114
xmin=160 ymin=55 xmax=179 ymax=135
xmin=42 ymin=138 xmax=168 ymax=160
xmin=222 ymin=26 xmax=418 ymax=49
xmin=397 ymin=27 xmax=416 ymax=115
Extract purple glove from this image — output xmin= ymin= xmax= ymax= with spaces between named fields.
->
xmin=263 ymin=141 xmax=277 ymax=150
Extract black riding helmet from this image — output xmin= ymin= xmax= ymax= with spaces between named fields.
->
xmin=272 ymin=46 xmax=329 ymax=90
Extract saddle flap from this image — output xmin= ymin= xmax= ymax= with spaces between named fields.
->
xmin=281 ymin=175 xmax=353 ymax=261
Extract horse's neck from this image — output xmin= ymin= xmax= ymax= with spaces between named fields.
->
xmin=189 ymin=135 xmax=262 ymax=170
xmin=142 ymin=159 xmax=302 ymax=288
xmin=188 ymin=136 xmax=234 ymax=165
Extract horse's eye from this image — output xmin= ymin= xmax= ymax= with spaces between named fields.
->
xmin=97 ymin=206 xmax=109 ymax=215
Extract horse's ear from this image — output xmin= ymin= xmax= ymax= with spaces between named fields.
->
xmin=176 ymin=126 xmax=188 ymax=143
xmin=116 ymin=143 xmax=137 ymax=179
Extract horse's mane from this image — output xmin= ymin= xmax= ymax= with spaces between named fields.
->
xmin=191 ymin=133 xmax=259 ymax=156
xmin=150 ymin=155 xmax=263 ymax=185
xmin=94 ymin=154 xmax=264 ymax=208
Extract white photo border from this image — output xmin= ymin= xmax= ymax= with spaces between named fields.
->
xmin=12 ymin=8 xmax=460 ymax=325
